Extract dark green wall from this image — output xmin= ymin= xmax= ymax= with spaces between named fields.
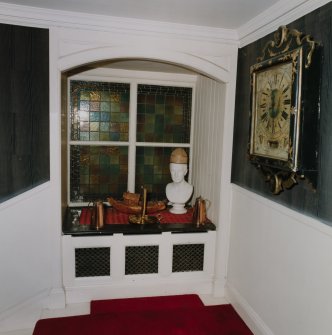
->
xmin=0 ymin=24 xmax=49 ymax=202
xmin=231 ymin=2 xmax=332 ymax=226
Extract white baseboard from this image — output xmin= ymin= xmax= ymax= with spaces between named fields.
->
xmin=225 ymin=282 xmax=274 ymax=335
xmin=212 ymin=277 xmax=226 ymax=297
xmin=65 ymin=279 xmax=214 ymax=304
xmin=0 ymin=287 xmax=65 ymax=333
xmin=0 ymin=290 xmax=48 ymax=333
xmin=45 ymin=288 xmax=66 ymax=310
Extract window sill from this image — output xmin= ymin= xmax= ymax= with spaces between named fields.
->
xmin=63 ymin=206 xmax=216 ymax=236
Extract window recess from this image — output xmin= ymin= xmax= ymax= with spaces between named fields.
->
xmin=67 ymin=72 xmax=195 ymax=206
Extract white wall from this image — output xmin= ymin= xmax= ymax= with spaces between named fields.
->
xmin=193 ymin=75 xmax=237 ymax=296
xmin=192 ymin=75 xmax=225 ymax=224
xmin=226 ymin=186 xmax=332 ymax=335
xmin=0 ymin=185 xmax=56 ymax=330
xmin=0 ymin=108 xmax=64 ymax=333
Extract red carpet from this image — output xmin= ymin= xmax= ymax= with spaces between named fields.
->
xmin=33 ymin=295 xmax=253 ymax=335
xmin=90 ymin=294 xmax=204 ymax=314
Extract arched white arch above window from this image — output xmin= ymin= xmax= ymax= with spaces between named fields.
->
xmin=58 ymin=46 xmax=231 ymax=83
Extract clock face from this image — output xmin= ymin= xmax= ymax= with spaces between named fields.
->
xmin=252 ymin=61 xmax=293 ymax=161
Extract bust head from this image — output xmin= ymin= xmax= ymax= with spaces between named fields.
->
xmin=166 ymin=149 xmax=193 ymax=214
xmin=170 ymin=163 xmax=188 ymax=183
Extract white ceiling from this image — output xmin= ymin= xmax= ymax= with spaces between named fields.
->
xmin=3 ymin=0 xmax=278 ymax=29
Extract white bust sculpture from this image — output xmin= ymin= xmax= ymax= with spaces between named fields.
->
xmin=166 ymin=148 xmax=193 ymax=214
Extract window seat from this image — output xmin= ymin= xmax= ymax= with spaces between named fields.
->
xmin=63 ymin=206 xmax=216 ymax=236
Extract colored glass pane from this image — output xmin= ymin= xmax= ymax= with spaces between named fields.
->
xmin=70 ymin=145 xmax=128 ymax=202
xmin=136 ymin=85 xmax=192 ymax=143
xmin=70 ymin=81 xmax=130 ymax=142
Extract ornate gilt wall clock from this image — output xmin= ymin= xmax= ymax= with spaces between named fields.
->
xmin=249 ymin=26 xmax=321 ymax=194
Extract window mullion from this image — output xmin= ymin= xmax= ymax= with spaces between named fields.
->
xmin=127 ymin=82 xmax=137 ymax=193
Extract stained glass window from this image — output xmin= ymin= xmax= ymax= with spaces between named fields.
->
xmin=70 ymin=81 xmax=130 ymax=142
xmin=68 ymin=79 xmax=192 ymax=204
xmin=70 ymin=145 xmax=128 ymax=202
xmin=137 ymin=85 xmax=192 ymax=143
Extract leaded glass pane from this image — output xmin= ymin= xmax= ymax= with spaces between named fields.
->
xmin=135 ymin=147 xmax=190 ymax=201
xmin=137 ymin=85 xmax=192 ymax=143
xmin=70 ymin=81 xmax=130 ymax=142
xmin=70 ymin=145 xmax=128 ymax=202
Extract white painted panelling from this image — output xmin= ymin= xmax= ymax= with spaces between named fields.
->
xmin=0 ymin=185 xmax=56 ymax=332
xmin=227 ymin=185 xmax=332 ymax=335
xmin=62 ymin=231 xmax=216 ymax=303
xmin=192 ymin=75 xmax=225 ymax=226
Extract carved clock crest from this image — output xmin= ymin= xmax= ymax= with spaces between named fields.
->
xmin=248 ymin=25 xmax=322 ymax=194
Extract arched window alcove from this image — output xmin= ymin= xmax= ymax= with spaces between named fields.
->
xmin=58 ymin=46 xmax=234 ymax=301
xmin=61 ymin=57 xmax=227 ymax=227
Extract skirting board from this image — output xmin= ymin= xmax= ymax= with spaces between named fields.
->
xmin=0 ymin=290 xmax=48 ymax=333
xmin=212 ymin=277 xmax=226 ymax=297
xmin=225 ymin=282 xmax=274 ymax=335
xmin=0 ymin=288 xmax=65 ymax=333
xmin=45 ymin=288 xmax=66 ymax=309
xmin=65 ymin=278 xmax=214 ymax=304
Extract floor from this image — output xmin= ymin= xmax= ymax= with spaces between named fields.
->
xmin=0 ymin=295 xmax=228 ymax=335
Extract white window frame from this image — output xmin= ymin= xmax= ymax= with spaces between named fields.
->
xmin=67 ymin=68 xmax=197 ymax=207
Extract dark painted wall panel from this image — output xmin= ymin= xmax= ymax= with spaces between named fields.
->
xmin=232 ymin=2 xmax=332 ymax=225
xmin=0 ymin=24 xmax=49 ymax=202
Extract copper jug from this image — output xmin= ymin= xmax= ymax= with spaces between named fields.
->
xmin=90 ymin=200 xmax=105 ymax=230
xmin=192 ymin=196 xmax=210 ymax=227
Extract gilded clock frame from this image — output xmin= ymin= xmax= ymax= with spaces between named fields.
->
xmin=249 ymin=47 xmax=302 ymax=171
xmin=248 ymin=25 xmax=320 ymax=194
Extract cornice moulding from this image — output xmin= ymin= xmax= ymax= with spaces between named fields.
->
xmin=0 ymin=2 xmax=238 ymax=44
xmin=238 ymin=0 xmax=331 ymax=47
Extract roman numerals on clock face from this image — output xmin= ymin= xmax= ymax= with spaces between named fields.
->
xmin=253 ymin=61 xmax=293 ymax=161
